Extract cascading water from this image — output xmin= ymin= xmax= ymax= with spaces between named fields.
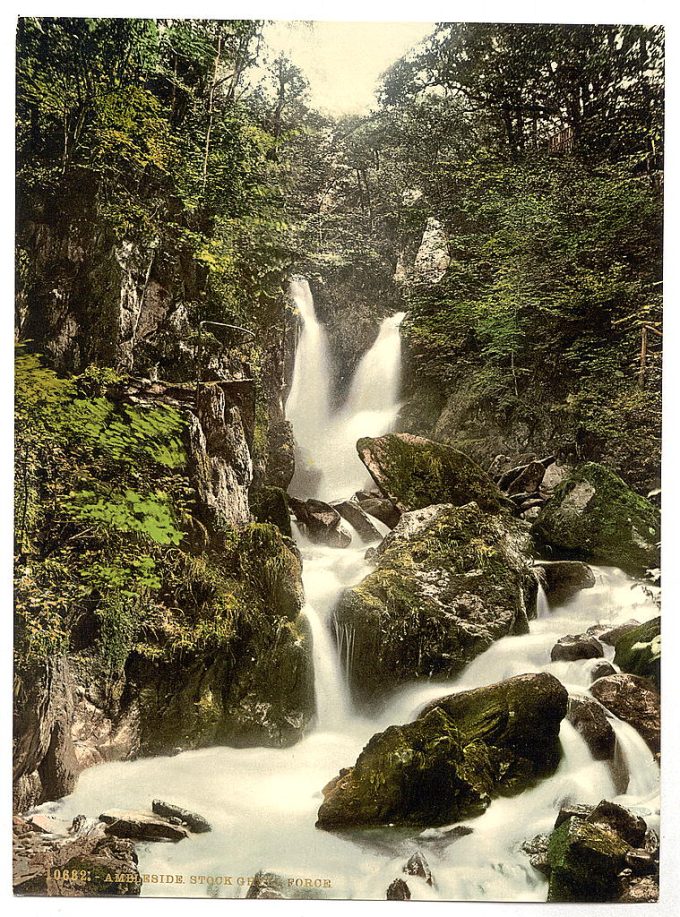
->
xmin=286 ymin=279 xmax=405 ymax=502
xmin=34 ymin=279 xmax=661 ymax=901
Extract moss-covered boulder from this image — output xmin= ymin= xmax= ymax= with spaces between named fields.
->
xmin=613 ymin=617 xmax=660 ymax=688
xmin=356 ymin=433 xmax=507 ymax=514
xmin=534 ymin=560 xmax=595 ymax=607
xmin=547 ymin=816 xmax=631 ymax=901
xmin=316 ymin=672 xmax=567 ymax=830
xmin=533 ymin=462 xmax=660 ymax=572
xmin=334 ymin=502 xmax=537 ymax=703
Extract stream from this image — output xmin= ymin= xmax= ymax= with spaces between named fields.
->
xmin=35 ymin=278 xmax=660 ymax=901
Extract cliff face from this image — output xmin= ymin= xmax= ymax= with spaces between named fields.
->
xmin=13 ymin=327 xmax=312 ymax=814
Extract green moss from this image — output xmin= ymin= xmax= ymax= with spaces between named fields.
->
xmin=614 ymin=617 xmax=660 ymax=687
xmin=534 ymin=462 xmax=660 ymax=571
xmin=249 ymin=485 xmax=292 ymax=537
xmin=357 ymin=433 xmax=507 ymax=514
xmin=547 ymin=817 xmax=631 ymax=902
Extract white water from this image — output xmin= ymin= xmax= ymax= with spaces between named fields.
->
xmin=286 ymin=277 xmax=405 ymax=502
xmin=35 ymin=280 xmax=661 ymax=901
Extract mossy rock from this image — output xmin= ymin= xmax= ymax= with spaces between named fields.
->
xmin=547 ymin=817 xmax=631 ymax=902
xmin=533 ymin=462 xmax=660 ymax=572
xmin=249 ymin=485 xmax=292 ymax=538
xmin=356 ymin=433 xmax=508 ymax=514
xmin=613 ymin=617 xmax=660 ymax=688
xmin=334 ymin=503 xmax=536 ymax=703
xmin=316 ymin=672 xmax=567 ymax=830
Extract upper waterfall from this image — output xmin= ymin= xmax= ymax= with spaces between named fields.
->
xmin=285 ymin=279 xmax=405 ymax=502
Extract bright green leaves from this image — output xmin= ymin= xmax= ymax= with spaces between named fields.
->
xmin=64 ymin=488 xmax=184 ymax=545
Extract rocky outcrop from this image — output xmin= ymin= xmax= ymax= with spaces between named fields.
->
xmin=534 ymin=561 xmax=596 ymax=607
xmin=414 ymin=218 xmax=450 ymax=284
xmin=288 ymin=497 xmax=352 ymax=548
xmin=317 ymin=673 xmax=567 ymax=830
xmin=544 ymin=800 xmax=655 ymax=903
xmin=551 ymin=633 xmax=604 ymax=662
xmin=334 ymin=503 xmax=536 ymax=702
xmin=100 ymin=810 xmax=189 ymax=842
xmin=590 ymin=674 xmax=660 ymax=754
xmin=613 ymin=617 xmax=660 ymax=688
xmin=386 ymin=878 xmax=411 ymax=900
xmin=566 ymin=695 xmax=615 ymax=760
xmin=250 ymin=485 xmax=292 ymax=537
xmin=13 ymin=815 xmax=141 ymax=896
xmin=151 ymin=799 xmax=211 ymax=833
xmin=533 ymin=462 xmax=660 ymax=572
xmin=356 ymin=434 xmax=507 ymax=514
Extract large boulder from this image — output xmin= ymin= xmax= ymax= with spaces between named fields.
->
xmin=334 ymin=503 xmax=537 ymax=702
xmin=534 ymin=561 xmax=596 ymax=607
xmin=356 ymin=433 xmax=507 ymax=514
xmin=332 ymin=498 xmax=382 ymax=543
xmin=590 ymin=674 xmax=660 ymax=754
xmin=613 ymin=617 xmax=660 ymax=688
xmin=551 ymin=634 xmax=604 ymax=663
xmin=316 ymin=673 xmax=567 ymax=830
xmin=354 ymin=490 xmax=401 ymax=528
xmin=533 ymin=462 xmax=660 ymax=572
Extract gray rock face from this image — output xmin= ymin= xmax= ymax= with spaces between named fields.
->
xmin=566 ymin=695 xmax=616 ymax=760
xmin=414 ymin=217 xmax=450 ymax=284
xmin=551 ymin=634 xmax=604 ymax=662
xmin=534 ymin=561 xmax=596 ymax=607
xmin=590 ymin=660 xmax=617 ymax=681
xmin=403 ymin=851 xmax=433 ymax=885
xmin=590 ymin=674 xmax=660 ymax=754
xmin=334 ymin=503 xmax=536 ymax=702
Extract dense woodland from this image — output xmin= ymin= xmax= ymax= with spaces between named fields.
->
xmin=14 ymin=18 xmax=663 ymax=839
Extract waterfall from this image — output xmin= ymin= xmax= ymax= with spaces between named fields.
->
xmin=286 ymin=281 xmax=405 ymax=502
xmin=36 ymin=276 xmax=661 ymax=902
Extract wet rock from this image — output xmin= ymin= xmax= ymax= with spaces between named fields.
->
xmin=590 ymin=660 xmax=617 ymax=681
xmin=533 ymin=462 xmax=660 ymax=572
xmin=403 ymin=851 xmax=433 ymax=885
xmin=554 ymin=804 xmax=595 ymax=830
xmin=534 ymin=561 xmax=596 ymax=607
xmin=521 ymin=834 xmax=551 ymax=876
xmin=151 ymin=800 xmax=211 ymax=833
xmin=588 ymin=619 xmax=641 ymax=646
xmin=613 ymin=617 xmax=660 ymax=688
xmin=245 ymin=871 xmax=286 ymax=899
xmin=586 ymin=800 xmax=647 ymax=847
xmin=316 ymin=673 xmax=567 ymax=830
xmin=618 ymin=875 xmax=659 ymax=902
xmin=288 ymin=497 xmax=352 ymax=548
xmin=547 ymin=816 xmax=631 ymax=901
xmin=99 ymin=810 xmax=189 ymax=842
xmin=332 ymin=498 xmax=382 ymax=543
xmin=590 ymin=674 xmax=660 ymax=754
xmin=266 ymin=420 xmax=295 ymax=490
xmin=356 ymin=433 xmax=508 ymax=514
xmin=566 ymin=695 xmax=616 ymax=760
xmin=249 ymin=486 xmax=292 ymax=537
xmin=334 ymin=503 xmax=537 ymax=701
xmin=26 ymin=815 xmax=70 ymax=836
xmin=13 ymin=815 xmax=141 ymax=896
xmin=386 ymin=878 xmax=411 ymax=900
xmin=354 ymin=490 xmax=401 ymax=528
xmin=625 ymin=849 xmax=657 ymax=875
xmin=551 ymin=633 xmax=604 ymax=662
